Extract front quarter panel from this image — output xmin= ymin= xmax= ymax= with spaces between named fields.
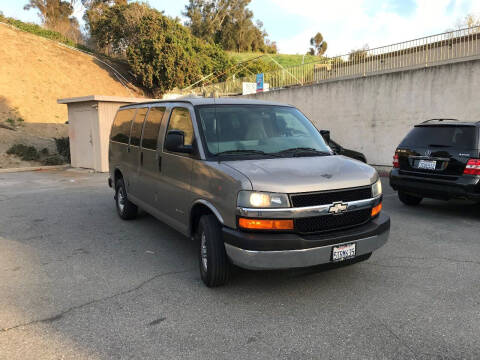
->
xmin=190 ymin=161 xmax=252 ymax=229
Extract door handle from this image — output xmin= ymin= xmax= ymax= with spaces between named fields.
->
xmin=140 ymin=152 xmax=144 ymax=166
xmin=127 ymin=147 xmax=131 ymax=153
xmin=158 ymin=156 xmax=162 ymax=171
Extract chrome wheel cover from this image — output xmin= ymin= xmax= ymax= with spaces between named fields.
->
xmin=117 ymin=187 xmax=126 ymax=213
xmin=200 ymin=232 xmax=208 ymax=271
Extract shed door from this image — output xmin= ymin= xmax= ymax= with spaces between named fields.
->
xmin=69 ymin=106 xmax=96 ymax=169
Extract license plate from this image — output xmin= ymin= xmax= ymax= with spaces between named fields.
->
xmin=332 ymin=243 xmax=356 ymax=262
xmin=417 ymin=159 xmax=436 ymax=170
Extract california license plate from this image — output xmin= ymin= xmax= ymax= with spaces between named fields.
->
xmin=332 ymin=243 xmax=356 ymax=261
xmin=417 ymin=159 xmax=436 ymax=170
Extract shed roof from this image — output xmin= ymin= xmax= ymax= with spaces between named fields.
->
xmin=57 ymin=95 xmax=156 ymax=104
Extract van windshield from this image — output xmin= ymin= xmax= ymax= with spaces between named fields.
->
xmin=195 ymin=105 xmax=331 ymax=158
xmin=400 ymin=125 xmax=477 ymax=150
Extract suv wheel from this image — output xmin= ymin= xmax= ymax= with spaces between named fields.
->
xmin=197 ymin=214 xmax=230 ymax=287
xmin=398 ymin=191 xmax=423 ymax=206
xmin=115 ymin=178 xmax=138 ymax=220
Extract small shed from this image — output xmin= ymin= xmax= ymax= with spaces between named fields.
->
xmin=57 ymin=95 xmax=154 ymax=172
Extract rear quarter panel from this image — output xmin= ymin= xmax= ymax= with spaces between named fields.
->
xmin=109 ymin=141 xmax=130 ymax=188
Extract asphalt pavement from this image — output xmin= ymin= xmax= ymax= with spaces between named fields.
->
xmin=0 ymin=169 xmax=479 ymax=359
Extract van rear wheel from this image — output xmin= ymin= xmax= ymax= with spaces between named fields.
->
xmin=197 ymin=214 xmax=230 ymax=287
xmin=115 ymin=178 xmax=138 ymax=220
xmin=398 ymin=191 xmax=423 ymax=206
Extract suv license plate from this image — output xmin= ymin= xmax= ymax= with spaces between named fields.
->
xmin=332 ymin=243 xmax=356 ymax=262
xmin=418 ymin=159 xmax=436 ymax=170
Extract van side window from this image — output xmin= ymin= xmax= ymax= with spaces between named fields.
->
xmin=166 ymin=108 xmax=194 ymax=146
xmin=111 ymin=109 xmax=135 ymax=144
xmin=130 ymin=107 xmax=149 ymax=146
xmin=142 ymin=107 xmax=165 ymax=150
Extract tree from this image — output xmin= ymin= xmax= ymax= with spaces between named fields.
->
xmin=87 ymin=2 xmax=232 ymax=95
xmin=24 ymin=0 xmax=82 ymax=42
xmin=183 ymin=0 xmax=276 ymax=53
xmin=456 ymin=13 xmax=480 ymax=29
xmin=81 ymin=0 xmax=126 ymax=31
xmin=87 ymin=2 xmax=153 ymax=55
xmin=24 ymin=0 xmax=74 ymax=26
xmin=308 ymin=32 xmax=327 ymax=56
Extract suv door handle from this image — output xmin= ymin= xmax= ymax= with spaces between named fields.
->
xmin=140 ymin=152 xmax=144 ymax=166
xmin=158 ymin=156 xmax=162 ymax=171
xmin=127 ymin=147 xmax=131 ymax=153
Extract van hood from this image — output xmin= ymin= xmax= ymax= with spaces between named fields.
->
xmin=223 ymin=155 xmax=377 ymax=193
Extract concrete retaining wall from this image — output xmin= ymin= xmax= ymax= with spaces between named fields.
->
xmin=244 ymin=58 xmax=480 ymax=165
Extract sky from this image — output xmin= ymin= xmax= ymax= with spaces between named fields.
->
xmin=1 ymin=0 xmax=479 ymax=55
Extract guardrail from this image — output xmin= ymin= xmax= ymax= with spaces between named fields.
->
xmin=184 ymin=25 xmax=480 ymax=96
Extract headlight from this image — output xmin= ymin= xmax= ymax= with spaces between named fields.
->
xmin=237 ymin=191 xmax=290 ymax=208
xmin=371 ymin=179 xmax=382 ymax=198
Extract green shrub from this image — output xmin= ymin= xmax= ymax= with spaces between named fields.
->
xmin=55 ymin=137 xmax=70 ymax=162
xmin=6 ymin=144 xmax=40 ymax=161
xmin=91 ymin=3 xmax=232 ymax=96
xmin=42 ymin=155 xmax=65 ymax=166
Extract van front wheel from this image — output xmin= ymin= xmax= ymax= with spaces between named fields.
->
xmin=198 ymin=214 xmax=230 ymax=287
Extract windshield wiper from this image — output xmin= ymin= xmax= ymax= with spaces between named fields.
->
xmin=213 ymin=149 xmax=280 ymax=157
xmin=273 ymin=147 xmax=331 ymax=157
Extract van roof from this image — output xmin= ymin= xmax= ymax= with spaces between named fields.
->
xmin=119 ymin=97 xmax=293 ymax=109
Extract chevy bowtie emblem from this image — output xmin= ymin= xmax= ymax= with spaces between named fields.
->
xmin=329 ymin=202 xmax=348 ymax=214
xmin=425 ymin=149 xmax=432 ymax=157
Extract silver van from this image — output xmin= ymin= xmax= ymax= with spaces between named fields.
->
xmin=108 ymin=98 xmax=390 ymax=287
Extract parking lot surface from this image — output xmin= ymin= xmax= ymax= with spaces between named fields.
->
xmin=0 ymin=169 xmax=479 ymax=360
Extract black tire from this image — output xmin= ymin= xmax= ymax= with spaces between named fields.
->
xmin=115 ymin=178 xmax=138 ymax=220
xmin=197 ymin=214 xmax=230 ymax=287
xmin=398 ymin=191 xmax=423 ymax=206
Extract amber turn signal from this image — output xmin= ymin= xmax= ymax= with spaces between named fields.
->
xmin=371 ymin=203 xmax=382 ymax=217
xmin=238 ymin=218 xmax=294 ymax=230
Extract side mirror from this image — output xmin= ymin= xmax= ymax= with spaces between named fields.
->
xmin=320 ymin=129 xmax=331 ymax=144
xmin=165 ymin=130 xmax=192 ymax=154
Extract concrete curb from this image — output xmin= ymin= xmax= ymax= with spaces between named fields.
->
xmin=0 ymin=165 xmax=70 ymax=174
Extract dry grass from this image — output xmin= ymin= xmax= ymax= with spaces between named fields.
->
xmin=0 ymin=23 xmax=144 ymax=124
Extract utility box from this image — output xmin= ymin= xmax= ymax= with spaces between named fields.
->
xmin=58 ymin=95 xmax=153 ymax=172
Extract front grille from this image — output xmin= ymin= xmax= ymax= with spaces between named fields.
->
xmin=290 ymin=187 xmax=372 ymax=207
xmin=294 ymin=209 xmax=371 ymax=234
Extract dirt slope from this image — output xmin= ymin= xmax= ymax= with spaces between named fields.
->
xmin=0 ymin=23 xmax=144 ymax=124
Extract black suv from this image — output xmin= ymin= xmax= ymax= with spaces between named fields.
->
xmin=390 ymin=119 xmax=480 ymax=205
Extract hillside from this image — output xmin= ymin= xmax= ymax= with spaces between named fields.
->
xmin=0 ymin=23 xmax=144 ymax=124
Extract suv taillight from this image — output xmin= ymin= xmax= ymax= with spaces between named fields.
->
xmin=393 ymin=153 xmax=400 ymax=168
xmin=464 ymin=159 xmax=480 ymax=175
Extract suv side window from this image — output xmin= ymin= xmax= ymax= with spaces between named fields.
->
xmin=165 ymin=107 xmax=194 ymax=147
xmin=111 ymin=109 xmax=135 ymax=144
xmin=141 ymin=107 xmax=166 ymax=150
xmin=130 ymin=107 xmax=149 ymax=147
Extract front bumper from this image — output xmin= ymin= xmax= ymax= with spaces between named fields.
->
xmin=222 ymin=213 xmax=390 ymax=270
xmin=390 ymin=169 xmax=480 ymax=200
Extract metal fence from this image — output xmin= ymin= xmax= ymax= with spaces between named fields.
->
xmin=184 ymin=25 xmax=480 ymax=96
